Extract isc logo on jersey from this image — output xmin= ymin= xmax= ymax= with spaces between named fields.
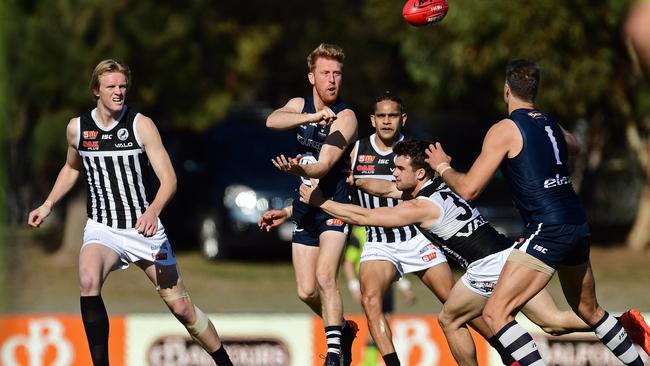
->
xmin=299 ymin=154 xmax=319 ymax=188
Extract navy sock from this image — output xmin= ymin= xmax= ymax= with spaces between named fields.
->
xmin=80 ymin=295 xmax=109 ymax=366
xmin=209 ymin=345 xmax=233 ymax=366
xmin=382 ymin=352 xmax=400 ymax=366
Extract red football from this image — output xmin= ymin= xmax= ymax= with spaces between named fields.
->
xmin=402 ymin=0 xmax=449 ymax=27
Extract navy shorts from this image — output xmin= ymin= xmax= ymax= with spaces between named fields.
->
xmin=514 ymin=222 xmax=590 ymax=269
xmin=292 ymin=208 xmax=349 ymax=246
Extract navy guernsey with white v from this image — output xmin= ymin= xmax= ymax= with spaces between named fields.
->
xmin=501 ymin=108 xmax=586 ymax=225
xmin=292 ymin=96 xmax=352 ymax=222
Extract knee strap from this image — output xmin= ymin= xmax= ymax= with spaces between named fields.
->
xmin=187 ymin=306 xmax=209 ymax=337
xmin=160 ymin=287 xmax=189 ymax=302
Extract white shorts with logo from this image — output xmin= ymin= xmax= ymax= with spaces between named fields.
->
xmin=461 ymin=246 xmax=514 ymax=297
xmin=360 ymin=232 xmax=447 ymax=279
xmin=82 ymin=218 xmax=177 ymax=269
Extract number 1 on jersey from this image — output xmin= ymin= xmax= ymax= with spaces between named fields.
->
xmin=544 ymin=126 xmax=562 ymax=165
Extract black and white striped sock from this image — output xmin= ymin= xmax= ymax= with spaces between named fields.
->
xmin=325 ymin=325 xmax=342 ymax=356
xmin=496 ymin=320 xmax=544 ymax=366
xmin=594 ymin=311 xmax=644 ymax=366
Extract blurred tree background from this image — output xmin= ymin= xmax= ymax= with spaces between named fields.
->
xmin=2 ymin=0 xmax=650 ymax=251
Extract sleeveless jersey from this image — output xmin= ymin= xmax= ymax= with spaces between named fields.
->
xmin=415 ymin=178 xmax=512 ymax=269
xmin=77 ymin=106 xmax=153 ymax=229
xmin=502 ymin=109 xmax=587 ymax=225
xmin=292 ymin=96 xmax=352 ymax=221
xmin=351 ymin=134 xmax=418 ymax=243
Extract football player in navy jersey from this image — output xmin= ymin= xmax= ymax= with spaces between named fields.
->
xmin=266 ymin=43 xmax=359 ymax=366
xmin=27 ymin=60 xmax=232 ymax=366
xmin=426 ymin=59 xmax=646 ymax=366
xmin=300 ymin=139 xmax=622 ymax=366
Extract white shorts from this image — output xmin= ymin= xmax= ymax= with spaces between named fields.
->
xmin=82 ymin=218 xmax=177 ymax=269
xmin=461 ymin=246 xmax=513 ymax=297
xmin=360 ymin=233 xmax=447 ymax=279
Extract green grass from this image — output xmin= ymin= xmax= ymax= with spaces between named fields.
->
xmin=4 ymin=227 xmax=650 ymax=315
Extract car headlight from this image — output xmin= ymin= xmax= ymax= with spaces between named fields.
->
xmin=224 ymin=185 xmax=257 ymax=210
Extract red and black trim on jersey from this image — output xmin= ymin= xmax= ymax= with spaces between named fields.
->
xmin=351 ymin=134 xmax=418 ymax=243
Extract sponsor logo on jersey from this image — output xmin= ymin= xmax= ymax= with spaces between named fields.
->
xmin=83 ymin=130 xmax=99 ymax=139
xmin=421 ymin=252 xmax=438 ymax=262
xmin=533 ymin=244 xmax=548 ymax=254
xmin=543 ymin=174 xmax=572 ymax=188
xmin=82 ymin=140 xmax=99 ymax=150
xmin=296 ymin=134 xmax=323 ymax=150
xmin=469 ymin=280 xmax=496 ymax=292
xmin=454 ymin=216 xmax=487 ymax=237
xmin=419 ymin=243 xmax=437 ymax=255
xmin=528 ymin=111 xmax=547 ymax=120
xmin=114 ymin=142 xmax=134 ymax=148
xmin=299 ymin=155 xmax=319 ymax=187
xmin=356 ymin=165 xmax=376 ymax=173
xmin=326 ymin=218 xmax=345 ymax=227
xmin=378 ymin=158 xmax=390 ymax=164
xmin=117 ymin=128 xmax=129 ymax=141
xmin=101 ymin=134 xmax=113 ymax=140
xmin=358 ymin=155 xmax=376 ymax=163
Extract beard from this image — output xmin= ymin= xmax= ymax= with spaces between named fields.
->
xmin=316 ymin=86 xmax=338 ymax=105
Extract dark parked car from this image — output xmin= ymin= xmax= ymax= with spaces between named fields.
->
xmin=162 ymin=108 xmax=524 ymax=260
xmin=162 ymin=104 xmax=296 ymax=260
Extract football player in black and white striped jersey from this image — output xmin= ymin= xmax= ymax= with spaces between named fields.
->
xmin=348 ymin=93 xmax=452 ymax=366
xmin=28 ymin=60 xmax=233 ymax=366
xmin=300 ymin=139 xmax=613 ymax=366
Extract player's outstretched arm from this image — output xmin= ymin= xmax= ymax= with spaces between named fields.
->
xmin=425 ymin=119 xmax=516 ymax=201
xmin=28 ymin=119 xmax=82 ymax=228
xmin=355 ymin=178 xmax=402 ymax=199
xmin=266 ymin=98 xmax=337 ymax=130
xmin=299 ymin=181 xmax=435 ymax=228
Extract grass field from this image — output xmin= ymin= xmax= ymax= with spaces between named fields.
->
xmin=3 ymin=228 xmax=650 ymax=315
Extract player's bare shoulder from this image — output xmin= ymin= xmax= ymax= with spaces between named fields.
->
xmin=66 ymin=117 xmax=80 ymax=147
xmin=485 ymin=118 xmax=521 ymax=155
xmin=282 ymin=97 xmax=307 ymax=113
xmin=133 ymin=114 xmax=162 ymax=148
xmin=331 ymin=108 xmax=358 ymax=134
xmin=404 ymin=197 xmax=441 ymax=228
xmin=336 ymin=108 xmax=357 ymax=122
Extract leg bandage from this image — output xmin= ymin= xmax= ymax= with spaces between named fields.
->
xmin=187 ymin=305 xmax=209 ymax=337
xmin=160 ymin=288 xmax=189 ymax=302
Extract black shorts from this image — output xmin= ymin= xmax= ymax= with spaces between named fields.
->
xmin=292 ymin=208 xmax=349 ymax=246
xmin=514 ymin=222 xmax=590 ymax=269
